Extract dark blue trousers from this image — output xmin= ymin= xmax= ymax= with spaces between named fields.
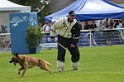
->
xmin=57 ymin=35 xmax=80 ymax=63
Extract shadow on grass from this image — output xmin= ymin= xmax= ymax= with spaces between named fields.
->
xmin=52 ymin=69 xmax=79 ymax=73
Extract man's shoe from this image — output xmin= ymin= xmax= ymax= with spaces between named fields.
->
xmin=58 ymin=68 xmax=63 ymax=72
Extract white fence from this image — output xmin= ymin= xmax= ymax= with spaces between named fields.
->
xmin=0 ymin=33 xmax=11 ymax=52
xmin=79 ymin=28 xmax=124 ymax=47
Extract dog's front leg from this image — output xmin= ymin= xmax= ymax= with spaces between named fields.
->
xmin=20 ymin=68 xmax=27 ymax=78
xmin=20 ymin=62 xmax=28 ymax=78
xmin=18 ymin=67 xmax=24 ymax=75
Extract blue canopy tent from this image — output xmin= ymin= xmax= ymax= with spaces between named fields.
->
xmin=45 ymin=0 xmax=124 ymax=22
xmin=76 ymin=0 xmax=124 ymax=21
xmin=44 ymin=0 xmax=85 ymax=22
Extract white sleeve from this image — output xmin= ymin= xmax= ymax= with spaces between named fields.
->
xmin=50 ymin=18 xmax=64 ymax=37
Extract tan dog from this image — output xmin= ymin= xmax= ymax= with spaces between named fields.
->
xmin=9 ymin=52 xmax=52 ymax=78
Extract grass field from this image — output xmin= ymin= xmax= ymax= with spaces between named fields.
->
xmin=0 ymin=45 xmax=124 ymax=82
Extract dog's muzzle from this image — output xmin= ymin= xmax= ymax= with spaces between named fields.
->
xmin=9 ymin=59 xmax=18 ymax=66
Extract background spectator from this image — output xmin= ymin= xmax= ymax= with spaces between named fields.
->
xmin=97 ymin=21 xmax=105 ymax=46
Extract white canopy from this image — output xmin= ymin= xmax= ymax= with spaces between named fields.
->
xmin=0 ymin=0 xmax=31 ymax=12
xmin=0 ymin=0 xmax=31 ymax=33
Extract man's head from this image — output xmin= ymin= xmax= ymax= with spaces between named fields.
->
xmin=68 ymin=11 xmax=75 ymax=22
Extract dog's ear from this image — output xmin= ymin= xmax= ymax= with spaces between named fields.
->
xmin=14 ymin=52 xmax=17 ymax=55
xmin=14 ymin=52 xmax=19 ymax=58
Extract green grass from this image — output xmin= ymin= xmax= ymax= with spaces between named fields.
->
xmin=0 ymin=45 xmax=124 ymax=82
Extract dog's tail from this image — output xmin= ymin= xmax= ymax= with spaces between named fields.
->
xmin=39 ymin=59 xmax=52 ymax=67
xmin=44 ymin=60 xmax=52 ymax=67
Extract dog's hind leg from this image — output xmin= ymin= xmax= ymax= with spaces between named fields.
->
xmin=44 ymin=60 xmax=52 ymax=67
xmin=39 ymin=60 xmax=52 ymax=74
xmin=40 ymin=64 xmax=53 ymax=74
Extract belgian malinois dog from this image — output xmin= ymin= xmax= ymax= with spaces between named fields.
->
xmin=9 ymin=52 xmax=52 ymax=78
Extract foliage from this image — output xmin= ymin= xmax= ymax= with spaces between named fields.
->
xmin=25 ymin=25 xmax=43 ymax=48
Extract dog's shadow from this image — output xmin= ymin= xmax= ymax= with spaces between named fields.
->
xmin=7 ymin=70 xmax=79 ymax=79
xmin=23 ymin=69 xmax=77 ymax=78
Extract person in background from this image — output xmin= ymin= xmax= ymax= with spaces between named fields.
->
xmin=113 ymin=20 xmax=119 ymax=28
xmin=84 ymin=21 xmax=97 ymax=46
xmin=89 ymin=20 xmax=97 ymax=46
xmin=43 ymin=21 xmax=49 ymax=33
xmin=44 ymin=22 xmax=51 ymax=35
xmin=97 ymin=21 xmax=105 ymax=46
xmin=104 ymin=18 xmax=113 ymax=46
xmin=43 ymin=21 xmax=48 ymax=32
xmin=42 ymin=21 xmax=51 ymax=45
xmin=50 ymin=11 xmax=80 ymax=72
xmin=121 ymin=19 xmax=124 ymax=27
xmin=84 ymin=21 xmax=90 ymax=30
xmin=103 ymin=18 xmax=109 ymax=28
xmin=109 ymin=19 xmax=114 ymax=29
xmin=116 ymin=20 xmax=124 ymax=43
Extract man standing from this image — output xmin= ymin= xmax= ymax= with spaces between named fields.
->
xmin=50 ymin=11 xmax=80 ymax=72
